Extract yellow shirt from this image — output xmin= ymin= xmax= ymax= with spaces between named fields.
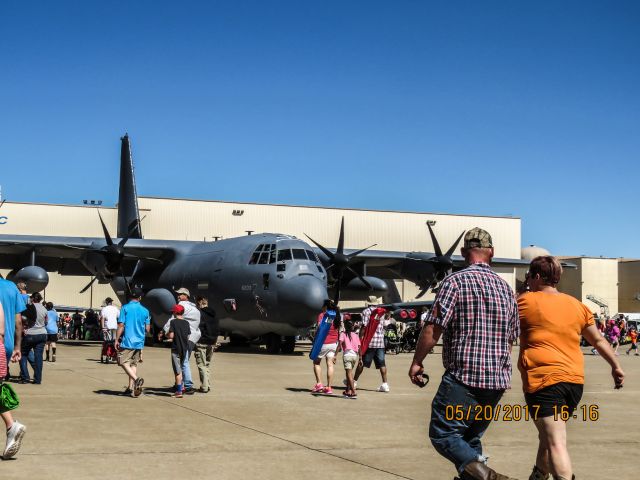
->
xmin=518 ymin=291 xmax=594 ymax=393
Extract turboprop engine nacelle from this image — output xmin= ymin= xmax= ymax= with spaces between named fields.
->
xmin=141 ymin=288 xmax=176 ymax=330
xmin=8 ymin=266 xmax=49 ymax=293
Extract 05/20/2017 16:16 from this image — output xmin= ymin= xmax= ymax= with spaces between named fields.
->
xmin=444 ymin=404 xmax=600 ymax=422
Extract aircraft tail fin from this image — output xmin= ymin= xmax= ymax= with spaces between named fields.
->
xmin=117 ymin=134 xmax=142 ymax=239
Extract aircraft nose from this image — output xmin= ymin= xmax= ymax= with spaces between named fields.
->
xmin=278 ymin=275 xmax=328 ymax=327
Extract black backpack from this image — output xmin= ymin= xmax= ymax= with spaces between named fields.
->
xmin=22 ymin=303 xmax=38 ymax=330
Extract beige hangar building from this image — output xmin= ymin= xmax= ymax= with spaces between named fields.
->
xmin=2 ymin=197 xmax=638 ymax=317
xmin=0 ymin=197 xmax=522 ymax=309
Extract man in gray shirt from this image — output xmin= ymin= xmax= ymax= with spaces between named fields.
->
xmin=20 ymin=292 xmax=48 ymax=384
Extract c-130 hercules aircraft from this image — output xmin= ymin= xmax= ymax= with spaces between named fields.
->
xmin=0 ymin=135 xmax=528 ymax=353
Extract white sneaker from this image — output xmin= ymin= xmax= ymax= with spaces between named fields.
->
xmin=3 ymin=421 xmax=26 ymax=459
xmin=377 ymin=383 xmax=390 ymax=392
xmin=343 ymin=379 xmax=357 ymax=388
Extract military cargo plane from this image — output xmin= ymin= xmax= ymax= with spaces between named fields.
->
xmin=0 ymin=135 xmax=529 ymax=353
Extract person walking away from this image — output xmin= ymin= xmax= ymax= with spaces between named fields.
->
xmin=626 ymin=328 xmax=638 ymax=356
xmin=354 ymin=306 xmax=391 ymax=392
xmin=408 ymin=228 xmax=519 ymax=480
xmin=71 ymin=310 xmax=84 ymax=340
xmin=518 ymin=256 xmax=624 ymax=480
xmin=0 ymin=277 xmax=26 ymax=381
xmin=44 ymin=302 xmax=59 ymax=362
xmin=605 ymin=320 xmax=620 ymax=356
xmin=309 ymin=300 xmax=341 ymax=394
xmin=20 ymin=292 xmax=48 ymax=384
xmin=171 ymin=288 xmax=200 ymax=394
xmin=166 ymin=304 xmax=191 ymax=398
xmin=0 ymin=297 xmax=27 ymax=459
xmin=115 ymin=289 xmax=150 ymax=397
xmin=339 ymin=317 xmax=360 ymax=398
xmin=100 ymin=297 xmax=120 ymax=342
xmin=195 ymin=296 xmax=219 ymax=393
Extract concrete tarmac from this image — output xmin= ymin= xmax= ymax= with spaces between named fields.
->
xmin=1 ymin=342 xmax=637 ymax=479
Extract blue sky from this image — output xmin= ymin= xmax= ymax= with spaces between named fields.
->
xmin=1 ymin=1 xmax=638 ymax=257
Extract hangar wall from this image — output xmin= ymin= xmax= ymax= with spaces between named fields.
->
xmin=618 ymin=260 xmax=640 ymax=312
xmin=558 ymin=257 xmax=619 ymax=316
xmin=0 ymin=197 xmax=522 ymax=309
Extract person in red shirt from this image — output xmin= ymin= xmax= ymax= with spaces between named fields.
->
xmin=626 ymin=328 xmax=638 ymax=356
xmin=311 ymin=301 xmax=341 ymax=394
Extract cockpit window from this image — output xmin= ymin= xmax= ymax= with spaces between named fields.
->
xmin=277 ymin=249 xmax=292 ymax=262
xmin=292 ymin=249 xmax=307 ymax=260
xmin=258 ymin=244 xmax=272 ymax=264
xmin=269 ymin=244 xmax=277 ymax=264
xmin=249 ymin=244 xmax=265 ymax=264
xmin=306 ymin=250 xmax=319 ymax=262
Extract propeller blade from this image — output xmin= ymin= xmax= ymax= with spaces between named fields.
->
xmin=97 ymin=211 xmax=113 ymax=246
xmin=346 ymin=244 xmax=377 ymax=259
xmin=79 ymin=276 xmax=98 ymax=294
xmin=415 ymin=287 xmax=429 ymax=299
xmin=337 ymin=217 xmax=345 ymax=254
xmin=333 ymin=283 xmax=342 ymax=305
xmin=130 ymin=259 xmax=142 ymax=281
xmin=426 ymin=223 xmax=443 ymax=257
xmin=0 ymin=199 xmax=5 ymax=209
xmin=118 ymin=218 xmax=143 ymax=247
xmin=346 ymin=266 xmax=372 ymax=290
xmin=119 ymin=268 xmax=132 ymax=297
xmin=304 ymin=234 xmax=335 ymax=261
xmin=444 ymin=230 xmax=466 ymax=258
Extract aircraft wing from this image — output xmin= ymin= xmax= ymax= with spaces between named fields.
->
xmin=0 ymin=234 xmax=173 ymax=275
xmin=314 ymin=247 xmax=530 ymax=277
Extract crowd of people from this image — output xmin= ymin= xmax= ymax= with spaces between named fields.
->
xmin=0 ymin=227 xmax=631 ymax=475
xmin=0 ymin=278 xmax=221 ymax=459
xmin=589 ymin=313 xmax=638 ymax=357
xmin=306 ymin=228 xmax=629 ymax=480
xmin=112 ymin=287 xmax=219 ymax=398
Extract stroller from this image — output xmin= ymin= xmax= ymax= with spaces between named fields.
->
xmin=384 ymin=324 xmax=401 ymax=355
xmin=100 ymin=330 xmax=118 ymax=364
xmin=401 ymin=324 xmax=419 ymax=353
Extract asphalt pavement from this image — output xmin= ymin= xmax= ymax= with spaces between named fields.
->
xmin=1 ymin=342 xmax=637 ymax=479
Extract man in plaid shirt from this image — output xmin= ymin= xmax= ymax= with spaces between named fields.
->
xmin=409 ymin=228 xmax=519 ymax=480
xmin=354 ymin=305 xmax=392 ymax=392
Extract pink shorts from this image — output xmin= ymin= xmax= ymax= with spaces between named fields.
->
xmin=0 ymin=343 xmax=7 ymax=378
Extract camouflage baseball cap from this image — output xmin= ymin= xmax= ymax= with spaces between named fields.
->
xmin=464 ymin=227 xmax=493 ymax=248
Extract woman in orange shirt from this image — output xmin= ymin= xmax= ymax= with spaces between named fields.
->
xmin=519 ymin=256 xmax=624 ymax=480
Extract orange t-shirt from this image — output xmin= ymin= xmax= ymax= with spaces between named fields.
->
xmin=630 ymin=331 xmax=638 ymax=344
xmin=518 ymin=291 xmax=594 ymax=393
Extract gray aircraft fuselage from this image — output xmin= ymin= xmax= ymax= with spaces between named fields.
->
xmin=112 ymin=233 xmax=328 ymax=338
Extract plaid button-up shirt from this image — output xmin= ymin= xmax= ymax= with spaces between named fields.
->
xmin=425 ymin=263 xmax=519 ymax=390
xmin=361 ymin=307 xmax=390 ymax=349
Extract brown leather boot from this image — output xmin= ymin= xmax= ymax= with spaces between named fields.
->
xmin=462 ymin=461 xmax=519 ymax=480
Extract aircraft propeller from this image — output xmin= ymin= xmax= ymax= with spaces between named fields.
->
xmin=415 ymin=224 xmax=465 ymax=298
xmin=305 ymin=217 xmax=376 ymax=304
xmin=78 ymin=212 xmax=154 ymax=294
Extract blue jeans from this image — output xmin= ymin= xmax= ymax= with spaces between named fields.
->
xmin=429 ymin=371 xmax=504 ymax=473
xmin=20 ymin=333 xmax=47 ymax=384
xmin=181 ymin=342 xmax=195 ymax=389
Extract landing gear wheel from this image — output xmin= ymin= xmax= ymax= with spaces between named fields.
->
xmin=265 ymin=333 xmax=282 ymax=354
xmin=281 ymin=336 xmax=296 ymax=354
xmin=229 ymin=334 xmax=250 ymax=347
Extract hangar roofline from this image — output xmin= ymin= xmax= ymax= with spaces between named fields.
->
xmin=0 ymin=200 xmax=151 ymax=212
xmin=138 ymin=195 xmax=521 ymax=220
